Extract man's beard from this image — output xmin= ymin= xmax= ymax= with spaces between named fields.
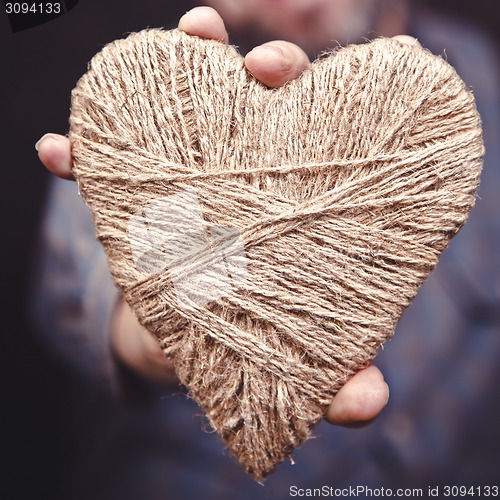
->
xmin=223 ymin=0 xmax=380 ymax=59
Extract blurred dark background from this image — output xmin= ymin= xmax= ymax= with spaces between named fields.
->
xmin=1 ymin=1 xmax=499 ymax=499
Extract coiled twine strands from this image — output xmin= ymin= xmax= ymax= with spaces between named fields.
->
xmin=69 ymin=29 xmax=483 ymax=480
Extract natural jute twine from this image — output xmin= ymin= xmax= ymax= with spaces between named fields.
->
xmin=69 ymin=29 xmax=483 ymax=479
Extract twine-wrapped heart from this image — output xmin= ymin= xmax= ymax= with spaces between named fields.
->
xmin=69 ymin=28 xmax=483 ymax=479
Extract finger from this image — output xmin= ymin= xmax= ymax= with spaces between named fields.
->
xmin=111 ymin=299 xmax=178 ymax=385
xmin=245 ymin=40 xmax=310 ymax=88
xmin=392 ymin=35 xmax=421 ymax=48
xmin=35 ymin=133 xmax=74 ymax=180
xmin=178 ymin=6 xmax=229 ymax=44
xmin=326 ymin=365 xmax=389 ymax=427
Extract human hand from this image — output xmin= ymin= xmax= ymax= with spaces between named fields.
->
xmin=36 ymin=6 xmax=395 ymax=426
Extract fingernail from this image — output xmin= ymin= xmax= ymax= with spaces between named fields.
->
xmin=392 ymin=35 xmax=421 ymax=48
xmin=35 ymin=133 xmax=58 ymax=151
xmin=252 ymin=44 xmax=293 ymax=73
xmin=252 ymin=44 xmax=287 ymax=60
xmin=254 ymin=44 xmax=286 ymax=57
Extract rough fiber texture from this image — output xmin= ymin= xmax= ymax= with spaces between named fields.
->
xmin=69 ymin=28 xmax=483 ymax=480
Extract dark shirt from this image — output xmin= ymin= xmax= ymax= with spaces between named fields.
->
xmin=32 ymin=9 xmax=500 ymax=500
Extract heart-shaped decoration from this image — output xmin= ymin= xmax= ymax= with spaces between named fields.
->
xmin=69 ymin=29 xmax=483 ymax=479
